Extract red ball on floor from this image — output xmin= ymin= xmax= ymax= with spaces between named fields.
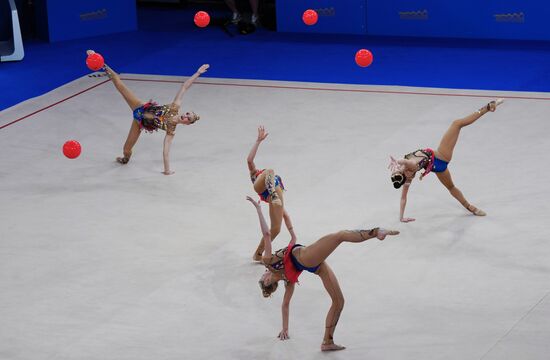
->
xmin=63 ymin=140 xmax=81 ymax=159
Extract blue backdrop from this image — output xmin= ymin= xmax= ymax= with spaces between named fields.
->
xmin=276 ymin=0 xmax=367 ymax=35
xmin=367 ymin=0 xmax=550 ymax=40
xmin=34 ymin=0 xmax=137 ymax=42
xmin=277 ymin=0 xmax=550 ymax=40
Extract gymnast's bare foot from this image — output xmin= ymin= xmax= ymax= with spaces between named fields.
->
xmin=321 ymin=342 xmax=346 ymax=351
xmin=253 ymin=252 xmax=263 ymax=262
xmin=116 ymin=156 xmax=130 ymax=164
xmin=467 ymin=204 xmax=486 ymax=216
xmin=487 ymin=98 xmax=504 ymax=112
xmin=376 ymin=228 xmax=400 ymax=240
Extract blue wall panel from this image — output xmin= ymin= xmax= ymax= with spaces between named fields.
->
xmin=483 ymin=0 xmax=550 ymax=40
xmin=366 ymin=0 xmax=550 ymax=40
xmin=36 ymin=0 xmax=137 ymax=42
xmin=276 ymin=0 xmax=550 ymax=40
xmin=276 ymin=0 xmax=367 ymax=35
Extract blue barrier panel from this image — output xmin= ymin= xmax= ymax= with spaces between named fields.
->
xmin=366 ymin=0 xmax=550 ymax=40
xmin=276 ymin=0 xmax=367 ymax=34
xmin=37 ymin=0 xmax=137 ymax=42
xmin=484 ymin=0 xmax=550 ymax=40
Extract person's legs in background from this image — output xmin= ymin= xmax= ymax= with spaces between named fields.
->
xmin=249 ymin=0 xmax=259 ymax=25
xmin=224 ymin=0 xmax=242 ymax=24
xmin=224 ymin=0 xmax=260 ymax=25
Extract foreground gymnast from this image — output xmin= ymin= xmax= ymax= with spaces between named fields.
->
xmin=389 ymin=99 xmax=504 ymax=222
xmin=248 ymin=126 xmax=289 ymax=261
xmin=86 ymin=50 xmax=208 ymax=175
xmin=246 ymin=196 xmax=399 ymax=351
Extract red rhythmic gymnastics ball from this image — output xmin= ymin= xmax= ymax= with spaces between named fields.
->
xmin=355 ymin=49 xmax=374 ymax=67
xmin=63 ymin=140 xmax=81 ymax=159
xmin=86 ymin=53 xmax=104 ymax=71
xmin=194 ymin=11 xmax=210 ymax=28
xmin=302 ymin=9 xmax=318 ymax=26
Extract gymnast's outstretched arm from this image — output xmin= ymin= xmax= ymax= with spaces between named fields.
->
xmin=246 ymin=196 xmax=272 ymax=258
xmin=400 ymin=183 xmax=415 ymax=222
xmin=162 ymin=134 xmax=175 ymax=175
xmin=247 ymin=126 xmax=268 ymax=174
xmin=279 ymin=281 xmax=295 ymax=340
xmin=172 ymin=64 xmax=209 ymax=107
xmin=282 ymin=209 xmax=296 ymax=246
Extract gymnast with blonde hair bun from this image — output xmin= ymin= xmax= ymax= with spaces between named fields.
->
xmin=247 ymin=126 xmax=291 ymax=261
xmin=246 ymin=196 xmax=399 ymax=351
xmin=86 ymin=50 xmax=208 ymax=175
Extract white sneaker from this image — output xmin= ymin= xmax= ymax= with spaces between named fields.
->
xmin=231 ymin=12 xmax=242 ymax=24
xmin=251 ymin=14 xmax=260 ymax=26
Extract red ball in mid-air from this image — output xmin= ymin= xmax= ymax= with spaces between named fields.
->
xmin=302 ymin=9 xmax=318 ymax=26
xmin=355 ymin=49 xmax=374 ymax=67
xmin=86 ymin=53 xmax=104 ymax=71
xmin=194 ymin=11 xmax=210 ymax=27
xmin=63 ymin=140 xmax=81 ymax=159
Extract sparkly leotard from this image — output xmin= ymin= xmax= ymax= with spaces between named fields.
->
xmin=404 ymin=149 xmax=434 ymax=172
xmin=404 ymin=148 xmax=449 ymax=178
xmin=133 ymin=102 xmax=178 ymax=135
xmin=264 ymin=243 xmax=302 ymax=284
xmin=250 ymin=169 xmax=286 ymax=203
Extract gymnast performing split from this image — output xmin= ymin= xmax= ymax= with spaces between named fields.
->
xmin=246 ymin=196 xmax=399 ymax=351
xmin=389 ymin=98 xmax=504 ymax=222
xmin=86 ymin=50 xmax=208 ymax=175
xmin=247 ymin=126 xmax=291 ymax=261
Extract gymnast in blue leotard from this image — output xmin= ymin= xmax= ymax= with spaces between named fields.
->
xmin=246 ymin=196 xmax=399 ymax=351
xmin=247 ymin=126 xmax=290 ymax=261
xmin=87 ymin=50 xmax=208 ymax=175
xmin=389 ymin=99 xmax=504 ymax=222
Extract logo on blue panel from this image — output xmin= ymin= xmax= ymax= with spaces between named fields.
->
xmin=313 ymin=7 xmax=336 ymax=17
xmin=494 ymin=12 xmax=524 ymax=23
xmin=80 ymin=9 xmax=108 ymax=21
xmin=399 ymin=9 xmax=428 ymax=21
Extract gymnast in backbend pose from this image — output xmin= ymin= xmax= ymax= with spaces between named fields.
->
xmin=389 ymin=98 xmax=504 ymax=222
xmin=247 ymin=126 xmax=291 ymax=261
xmin=86 ymin=50 xmax=208 ymax=175
xmin=246 ymin=196 xmax=399 ymax=351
